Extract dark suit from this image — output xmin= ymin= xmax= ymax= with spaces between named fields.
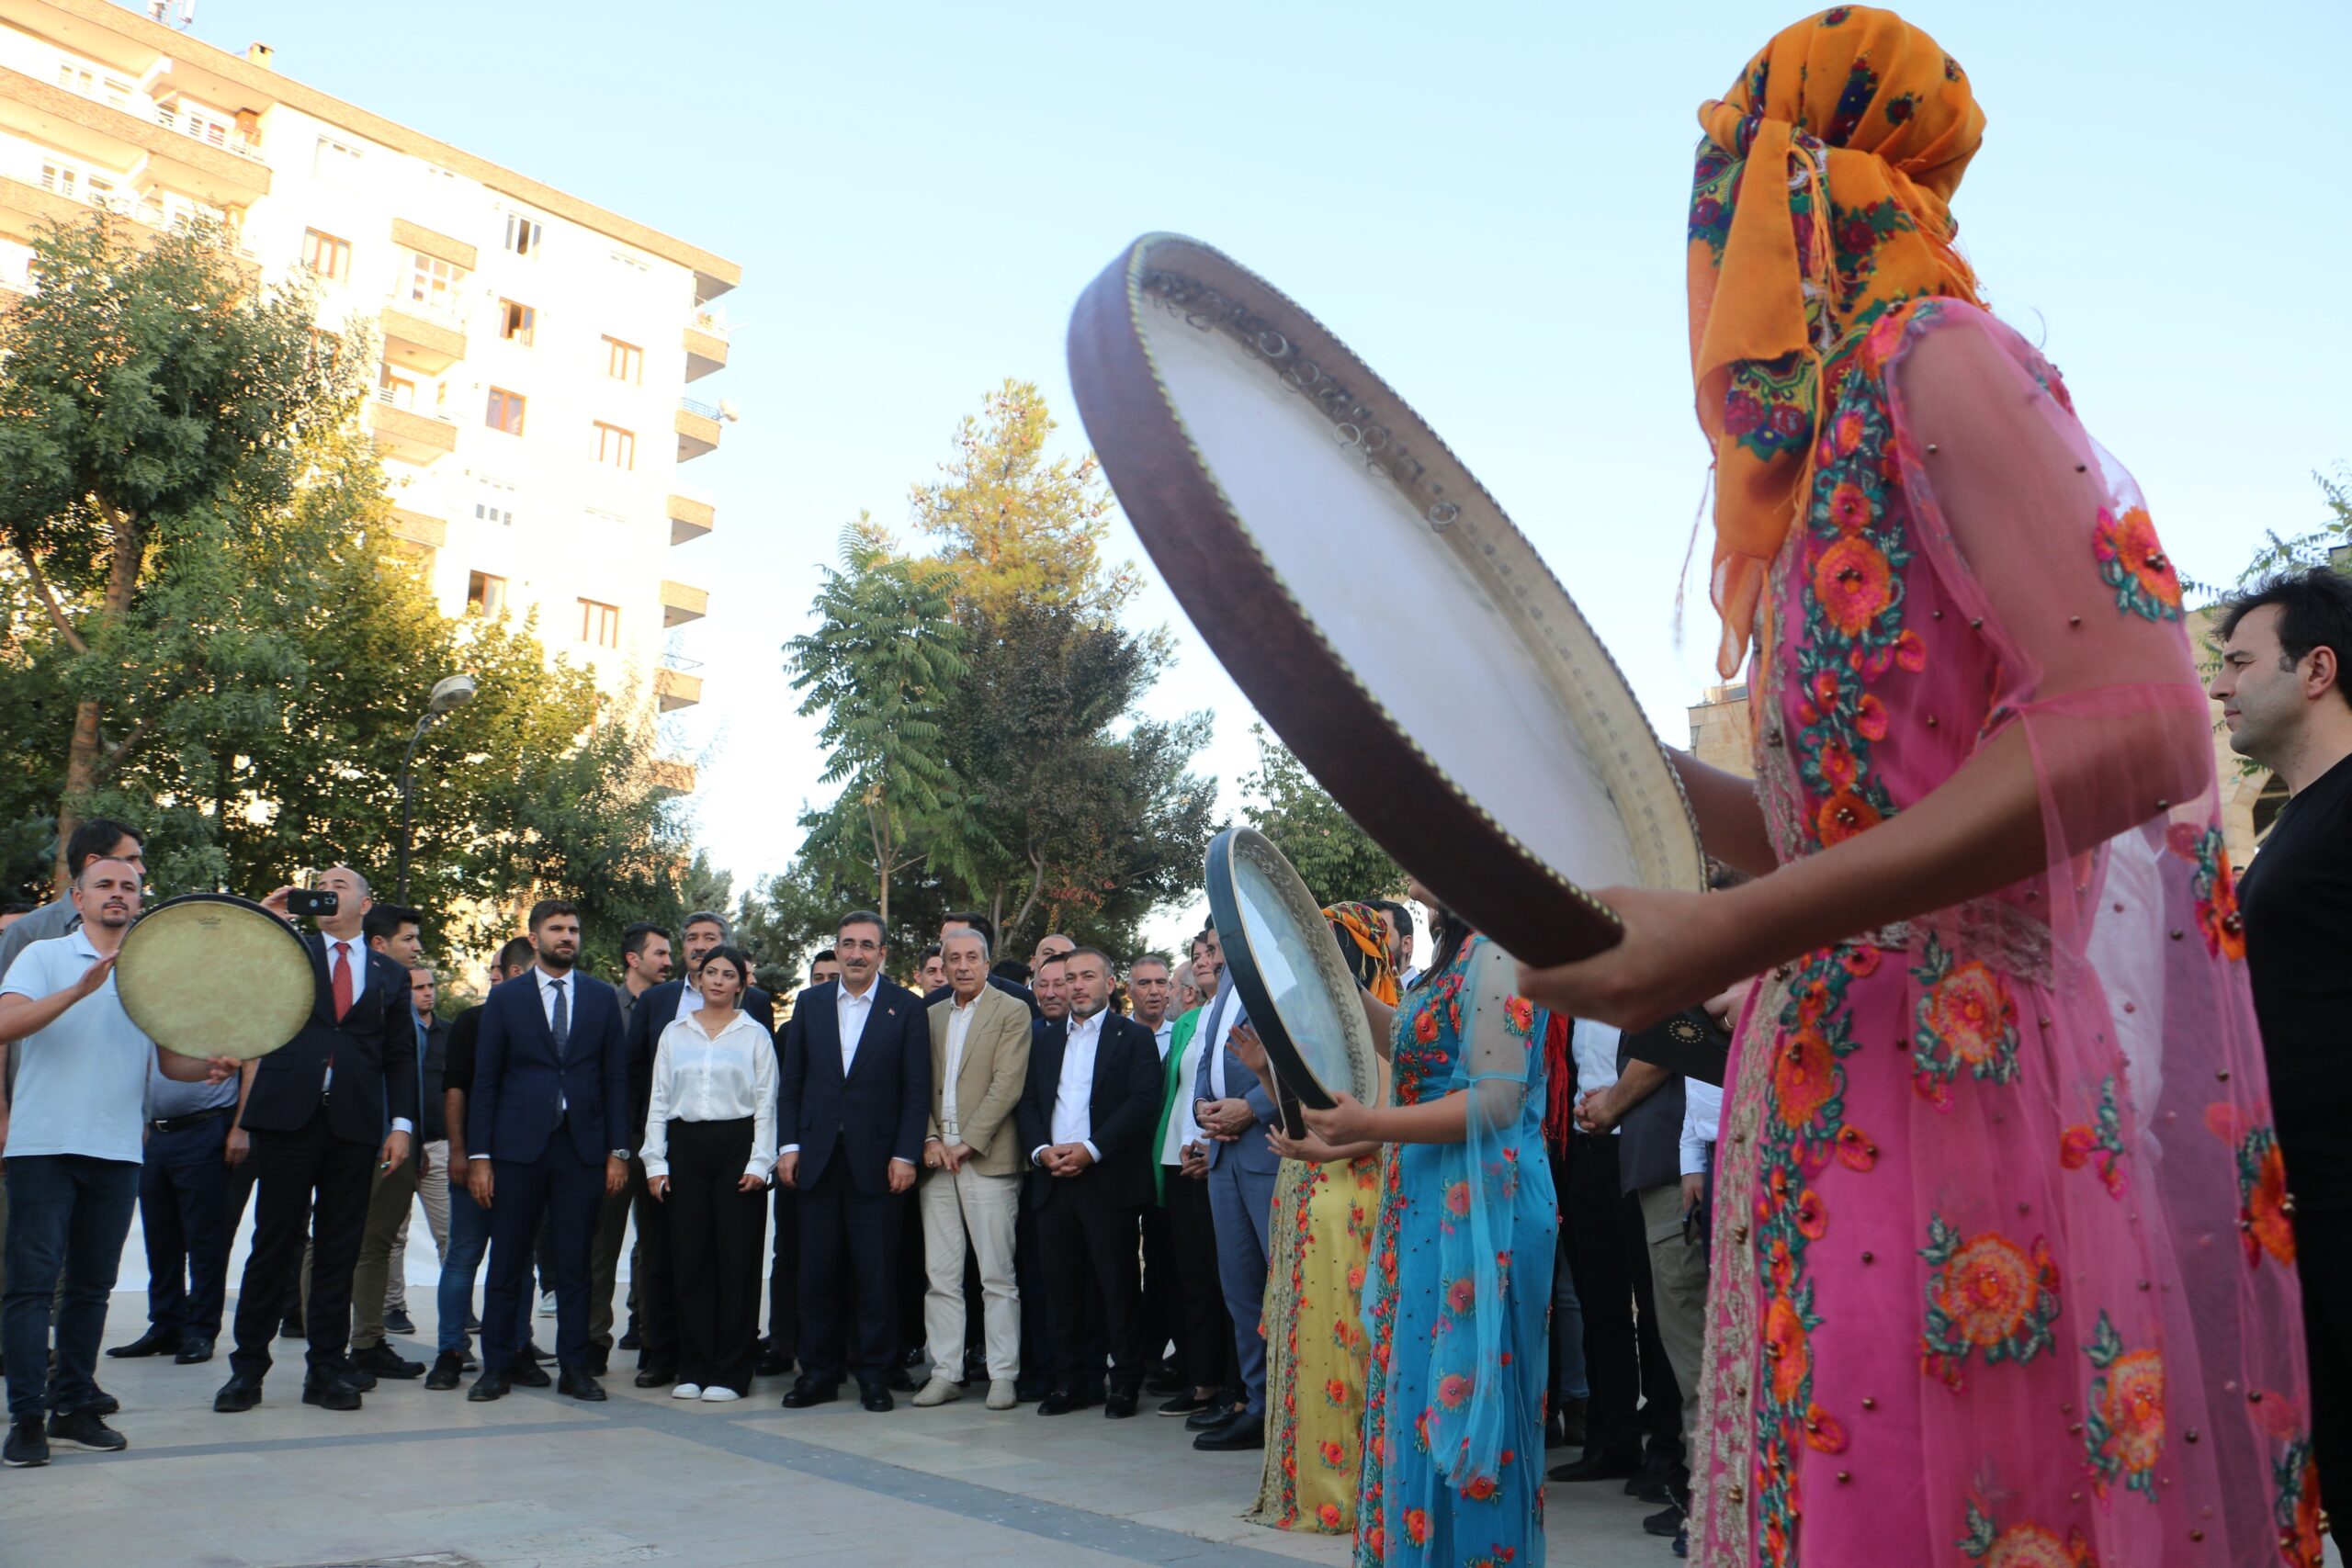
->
xmin=1015 ymin=1010 xmax=1164 ymax=1395
xmin=228 ymin=935 xmax=420 ymax=1380
xmin=617 ymin=979 xmax=775 ymax=1371
xmin=469 ymin=968 xmax=629 ymax=1372
xmin=776 ymin=977 xmax=929 ymax=1391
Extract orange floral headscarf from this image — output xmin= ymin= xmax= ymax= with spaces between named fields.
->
xmin=1323 ymin=901 xmax=1400 ymax=1008
xmin=1689 ymin=6 xmax=1984 ymax=676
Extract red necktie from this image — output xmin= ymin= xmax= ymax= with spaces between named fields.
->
xmin=332 ymin=941 xmax=354 ymax=1021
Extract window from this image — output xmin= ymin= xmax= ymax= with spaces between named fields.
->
xmin=474 ymin=476 xmax=517 ymax=527
xmin=466 ymin=572 xmax=507 ymax=617
xmin=38 ymin=163 xmax=77 ymax=199
xmin=593 ymin=422 xmax=635 ymax=470
xmin=603 ymin=336 xmax=642 ymax=384
xmin=407 ymin=253 xmax=466 ymax=310
xmin=502 ymin=213 xmax=543 ymax=257
xmin=377 ymin=364 xmax=417 ymax=410
xmin=312 ymin=137 xmax=361 ymax=175
xmin=484 ymin=388 xmax=526 ymax=434
xmin=498 ymin=299 xmax=535 ymax=344
xmin=300 ymin=228 xmax=351 ymax=282
xmin=578 ymin=599 xmax=621 ymax=649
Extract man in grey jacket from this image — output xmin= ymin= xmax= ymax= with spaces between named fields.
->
xmin=1186 ymin=922 xmax=1280 ymax=1453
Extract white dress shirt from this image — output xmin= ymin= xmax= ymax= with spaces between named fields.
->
xmin=1161 ymin=1005 xmax=1215 ymax=1166
xmin=641 ymin=1008 xmax=778 ymax=1181
xmin=1680 ymin=1079 xmax=1724 ymax=1177
xmin=1204 ymin=984 xmax=1242 ymax=1100
xmin=1035 ymin=1008 xmax=1104 ymax=1164
xmin=941 ymin=991 xmax=980 ymax=1134
xmin=1570 ymin=1017 xmax=1624 ymax=1136
xmin=836 ymin=978 xmax=876 ymax=1075
xmin=1149 ymin=1016 xmax=1173 ymax=1064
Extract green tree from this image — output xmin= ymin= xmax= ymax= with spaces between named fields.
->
xmin=1239 ymin=725 xmax=1406 ymax=907
xmin=0 ymin=214 xmax=359 ymax=878
xmin=2235 ymin=466 xmax=2352 ymax=586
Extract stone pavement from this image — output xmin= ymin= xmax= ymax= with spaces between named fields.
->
xmin=0 ymin=1291 xmax=1680 ymax=1568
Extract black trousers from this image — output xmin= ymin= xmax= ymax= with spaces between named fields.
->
xmin=139 ymin=1114 xmax=233 ymax=1339
xmin=483 ymin=1133 xmax=602 ymax=1371
xmin=1138 ymin=1201 xmax=1179 ymax=1371
xmin=1164 ymin=1169 xmax=1236 ymax=1391
xmin=1035 ymin=1177 xmax=1146 ymax=1395
xmin=2295 ymin=1205 xmax=2352 ymax=1506
xmin=632 ymin=1166 xmax=677 ymax=1370
xmin=795 ymin=1141 xmax=900 ymax=1390
xmin=227 ymin=1104 xmax=373 ymax=1378
xmin=763 ymin=1182 xmax=800 ymax=1360
xmin=663 ymin=1119 xmax=766 ymax=1393
xmin=1562 ymin=1134 xmax=1680 ymax=1462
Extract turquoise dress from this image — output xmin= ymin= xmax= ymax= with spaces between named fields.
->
xmin=1356 ymin=935 xmax=1555 ymax=1567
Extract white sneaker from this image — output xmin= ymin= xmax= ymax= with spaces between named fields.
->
xmin=985 ymin=1379 xmax=1017 ymax=1411
xmin=537 ymin=1292 xmax=557 ymax=1317
xmin=672 ymin=1382 xmax=704 ymax=1400
xmin=700 ymin=1386 xmax=741 ymax=1403
xmin=910 ymin=1376 xmax=962 ymax=1407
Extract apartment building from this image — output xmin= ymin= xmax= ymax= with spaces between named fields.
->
xmin=0 ymin=0 xmax=737 ymax=792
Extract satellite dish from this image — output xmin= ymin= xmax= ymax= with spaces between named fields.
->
xmin=717 ymin=400 xmax=741 ymax=423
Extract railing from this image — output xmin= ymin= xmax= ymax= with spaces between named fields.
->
xmin=678 ymin=395 xmax=722 ymax=421
xmin=661 ymin=652 xmax=705 ymax=672
xmin=152 ymin=105 xmax=264 ymax=161
xmin=373 ymin=386 xmax=455 ymax=423
xmin=690 ymin=307 xmax=731 ymax=338
xmin=385 ymin=288 xmax=464 ymax=325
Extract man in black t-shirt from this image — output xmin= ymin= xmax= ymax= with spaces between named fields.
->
xmin=2211 ymin=566 xmax=2352 ymax=1499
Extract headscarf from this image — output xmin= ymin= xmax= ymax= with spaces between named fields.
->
xmin=1689 ymin=6 xmax=1984 ymax=676
xmin=1322 ymin=901 xmax=1399 ymax=1008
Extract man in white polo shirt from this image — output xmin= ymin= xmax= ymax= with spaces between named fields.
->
xmin=0 ymin=858 xmax=235 ymax=1469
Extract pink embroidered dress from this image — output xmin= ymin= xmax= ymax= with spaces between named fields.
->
xmin=1686 ymin=298 xmax=2321 ymax=1567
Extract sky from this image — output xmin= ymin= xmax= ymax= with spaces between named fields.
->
xmin=162 ymin=0 xmax=2351 ymax=952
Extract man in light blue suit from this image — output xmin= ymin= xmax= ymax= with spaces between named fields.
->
xmin=1186 ymin=921 xmax=1279 ymax=1452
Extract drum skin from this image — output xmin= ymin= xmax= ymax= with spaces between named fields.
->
xmin=116 ymin=893 xmax=314 ymax=1061
xmin=1204 ymin=828 xmax=1379 ymax=1112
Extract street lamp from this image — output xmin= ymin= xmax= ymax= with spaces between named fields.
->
xmin=397 ymin=673 xmax=476 ymax=902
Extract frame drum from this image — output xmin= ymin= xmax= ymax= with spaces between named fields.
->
xmin=116 ymin=893 xmax=314 ymax=1061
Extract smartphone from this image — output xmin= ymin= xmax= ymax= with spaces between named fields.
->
xmin=286 ymin=888 xmax=340 ymax=919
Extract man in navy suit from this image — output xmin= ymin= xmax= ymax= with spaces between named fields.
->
xmin=464 ymin=899 xmax=629 ymax=1404
xmin=215 ymin=866 xmax=419 ymax=1415
xmin=775 ymin=910 xmax=929 ymax=1413
xmin=619 ymin=910 xmax=775 ymax=1388
xmin=1187 ymin=920 xmax=1282 ymax=1451
xmin=1015 ymin=949 xmax=1164 ymax=1417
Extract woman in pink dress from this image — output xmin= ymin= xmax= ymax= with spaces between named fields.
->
xmin=1520 ymin=9 xmax=2319 ymax=1565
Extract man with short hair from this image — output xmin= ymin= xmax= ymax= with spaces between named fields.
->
xmin=1190 ymin=920 xmax=1282 ymax=1450
xmin=464 ymin=900 xmax=630 ymax=1404
xmin=216 ymin=866 xmax=419 ymax=1416
xmin=380 ymin=964 xmax=450 ymax=1338
xmin=924 ymin=913 xmax=1040 ymax=1016
xmin=912 ymin=927 xmax=1030 ymax=1411
xmin=1032 ymin=953 xmax=1070 ymax=1023
xmin=347 ymin=903 xmax=431 ymax=1380
xmin=1151 ymin=928 xmax=1237 ymax=1421
xmin=1029 ymin=932 xmax=1076 ymax=974
xmin=917 ymin=944 xmax=945 ymax=995
xmin=776 ymin=911 xmax=930 ymax=1412
xmin=606 ymin=920 xmax=672 ymax=1356
xmin=1124 ymin=956 xmax=1182 ymax=1393
xmin=1018 ymin=949 xmax=1164 ymax=1418
xmin=1 ymin=858 xmax=236 ymax=1466
xmin=808 ymin=950 xmax=842 ymax=987
xmin=2211 ymin=565 xmax=2352 ymax=1498
xmin=1370 ymin=898 xmax=1416 ymax=981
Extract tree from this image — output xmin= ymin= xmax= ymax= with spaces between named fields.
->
xmin=0 ymin=214 xmax=359 ymax=879
xmin=2234 ymin=466 xmax=2352 ymax=586
xmin=1239 ymin=725 xmax=1406 ymax=908
xmin=785 ymin=518 xmax=968 ymax=927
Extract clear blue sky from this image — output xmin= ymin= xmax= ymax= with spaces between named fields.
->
xmin=168 ymin=0 xmax=2350 ymax=943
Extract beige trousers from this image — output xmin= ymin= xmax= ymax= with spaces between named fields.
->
xmin=1640 ymin=1179 xmax=1712 ymax=1473
xmin=918 ymin=1164 xmax=1021 ymax=1381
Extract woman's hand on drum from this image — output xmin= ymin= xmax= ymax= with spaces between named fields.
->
xmin=1267 ymin=1127 xmax=1346 ymax=1164
xmin=1300 ymin=1091 xmax=1375 ymax=1146
xmin=1515 ymin=886 xmax=1754 ymax=1034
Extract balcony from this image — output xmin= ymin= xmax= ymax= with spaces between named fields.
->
xmin=0 ymin=67 xmax=269 ymax=209
xmin=367 ymin=389 xmax=458 ymax=465
xmin=380 ymin=298 xmax=466 ymax=374
xmin=655 ymin=664 xmax=703 ymax=712
xmin=666 ymin=489 xmax=715 ymax=547
xmin=649 ymin=759 xmax=698 ymax=796
xmin=383 ymin=507 xmax=447 ymax=554
xmin=0 ymin=175 xmax=258 ymax=277
xmin=675 ymin=396 xmax=722 ymax=461
xmin=390 ymin=218 xmax=477 ymax=273
xmin=684 ymin=311 xmax=729 ymax=381
xmin=660 ymin=580 xmax=707 ymax=628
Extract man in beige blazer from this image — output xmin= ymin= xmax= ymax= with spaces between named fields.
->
xmin=912 ymin=928 xmax=1032 ymax=1410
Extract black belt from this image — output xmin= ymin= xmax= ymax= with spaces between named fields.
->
xmin=150 ymin=1105 xmax=232 ymax=1135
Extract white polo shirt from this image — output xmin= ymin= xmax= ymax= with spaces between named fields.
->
xmin=1 ymin=930 xmax=153 ymax=1164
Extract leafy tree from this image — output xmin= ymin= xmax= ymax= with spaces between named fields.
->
xmin=0 ymin=214 xmax=358 ymax=878
xmin=1239 ymin=725 xmax=1406 ymax=908
xmin=2234 ymin=466 xmax=2352 ymax=586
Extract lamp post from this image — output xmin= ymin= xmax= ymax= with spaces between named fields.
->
xmin=397 ymin=673 xmax=476 ymax=903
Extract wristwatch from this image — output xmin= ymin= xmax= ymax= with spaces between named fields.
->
xmin=610 ymin=1149 xmax=631 ymax=1161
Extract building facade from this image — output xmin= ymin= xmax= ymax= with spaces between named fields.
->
xmin=0 ymin=0 xmax=736 ymax=790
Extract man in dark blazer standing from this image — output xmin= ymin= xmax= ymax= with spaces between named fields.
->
xmin=775 ymin=910 xmax=929 ymax=1413
xmin=1016 ymin=948 xmax=1165 ymax=1418
xmin=464 ymin=899 xmax=629 ymax=1404
xmin=621 ymin=912 xmax=774 ymax=1388
xmin=215 ymin=867 xmax=419 ymax=1415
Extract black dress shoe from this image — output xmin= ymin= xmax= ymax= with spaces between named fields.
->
xmin=106 ymin=1326 xmax=181 ymax=1359
xmin=508 ymin=1359 xmax=552 ymax=1389
xmin=47 ymin=1408 xmax=127 ymax=1451
xmin=634 ymin=1363 xmax=677 ymax=1389
xmin=212 ymin=1373 xmax=263 ymax=1413
xmin=754 ymin=1345 xmax=792 ymax=1379
xmin=85 ymin=1391 xmax=119 ymax=1417
xmin=1103 ymin=1389 xmax=1139 ymax=1419
xmin=278 ymin=1313 xmax=305 ymax=1340
xmin=1556 ymin=1394 xmax=1588 ymax=1448
xmin=424 ymin=1351 xmax=466 ymax=1391
xmin=1645 ymin=1502 xmax=1687 ymax=1539
xmin=617 ymin=1325 xmax=642 ymax=1352
xmin=353 ymin=1344 xmax=425 ymax=1380
xmin=301 ymin=1373 xmax=363 ymax=1412
xmin=780 ymin=1380 xmax=838 ymax=1409
xmin=558 ymin=1367 xmax=607 ymax=1403
xmin=383 ymin=1309 xmax=416 ymax=1336
xmin=334 ymin=1359 xmax=378 ymax=1393
xmin=1013 ymin=1379 xmax=1052 ymax=1403
xmin=1549 ymin=1447 xmax=1641 ymax=1483
xmin=1159 ymin=1390 xmax=1213 ymax=1417
xmin=175 ymin=1336 xmax=215 ymax=1365
xmin=1144 ymin=1369 xmax=1187 ymax=1397
xmin=1185 ymin=1401 xmax=1241 ymax=1432
xmin=467 ymin=1370 xmax=512 ymax=1402
xmin=1036 ymin=1388 xmax=1080 ymax=1416
xmin=1193 ymin=1413 xmax=1265 ymax=1451
xmin=859 ymin=1384 xmax=895 ymax=1413
xmin=888 ymin=1366 xmax=920 ymax=1392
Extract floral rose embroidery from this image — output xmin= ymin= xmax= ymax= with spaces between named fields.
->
xmin=1960 ymin=1497 xmax=2099 ymax=1568
xmin=1813 ymin=535 xmax=1896 ymax=636
xmin=2059 ymin=1074 xmax=2130 ymax=1200
xmin=2092 ymin=505 xmax=2183 ymax=623
xmin=1910 ymin=936 xmax=2021 ymax=1108
xmin=2081 ymin=1311 xmax=2164 ymax=1502
xmin=1920 ymin=1214 xmax=2062 ymax=1388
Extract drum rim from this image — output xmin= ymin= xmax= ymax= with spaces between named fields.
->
xmin=117 ymin=891 xmax=313 ymax=1056
xmin=1068 ymin=233 xmax=1702 ymax=966
xmin=1203 ymin=827 xmax=1377 ymax=1112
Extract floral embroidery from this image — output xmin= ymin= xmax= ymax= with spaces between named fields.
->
xmin=2275 ymin=1437 xmax=2325 ymax=1567
xmin=2166 ymin=822 xmax=2245 ymax=960
xmin=2080 ymin=1312 xmax=2163 ymax=1502
xmin=2209 ymin=1104 xmax=2297 ymax=1269
xmin=1909 ymin=935 xmax=2021 ymax=1108
xmin=2058 ymin=1074 xmax=2129 ymax=1199
xmin=1920 ymin=1215 xmax=2062 ymax=1388
xmin=1960 ymin=1497 xmax=2099 ymax=1568
xmin=2091 ymin=505 xmax=2183 ymax=623
xmin=1690 ymin=145 xmax=1736 ymax=261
